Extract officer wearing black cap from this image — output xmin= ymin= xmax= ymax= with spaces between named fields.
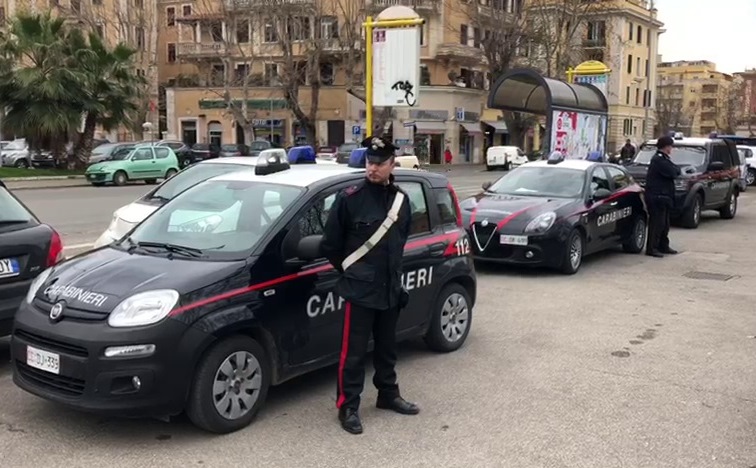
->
xmin=645 ymin=135 xmax=681 ymax=257
xmin=321 ymin=135 xmax=420 ymax=435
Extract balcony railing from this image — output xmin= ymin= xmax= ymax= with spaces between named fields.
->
xmin=177 ymin=42 xmax=227 ymax=57
xmin=369 ymin=0 xmax=438 ymax=10
xmin=225 ymin=0 xmax=313 ymax=10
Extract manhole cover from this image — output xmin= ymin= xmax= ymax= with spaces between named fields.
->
xmin=683 ymin=271 xmax=737 ymax=281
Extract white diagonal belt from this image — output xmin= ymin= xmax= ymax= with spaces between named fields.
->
xmin=341 ymin=191 xmax=405 ymax=271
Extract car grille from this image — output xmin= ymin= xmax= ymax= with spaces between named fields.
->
xmin=86 ymin=173 xmax=107 ymax=181
xmin=471 ymin=223 xmax=498 ymax=252
xmin=15 ymin=329 xmax=89 ymax=358
xmin=33 ymin=299 xmax=108 ymax=323
xmin=16 ymin=362 xmax=86 ymax=396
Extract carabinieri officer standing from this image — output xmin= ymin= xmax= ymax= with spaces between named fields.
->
xmin=321 ymin=136 xmax=420 ymax=435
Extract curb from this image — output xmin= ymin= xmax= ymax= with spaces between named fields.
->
xmin=2 ymin=175 xmax=86 ymax=182
xmin=10 ymin=183 xmax=91 ymax=191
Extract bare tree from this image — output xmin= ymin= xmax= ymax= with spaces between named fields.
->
xmin=718 ymin=75 xmax=746 ymax=134
xmin=654 ymin=83 xmax=694 ymax=135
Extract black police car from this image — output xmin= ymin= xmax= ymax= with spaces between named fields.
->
xmin=625 ymin=137 xmax=740 ymax=229
xmin=10 ymin=153 xmax=476 ymax=434
xmin=460 ymin=156 xmax=648 ymax=274
xmin=0 ymin=179 xmax=64 ymax=336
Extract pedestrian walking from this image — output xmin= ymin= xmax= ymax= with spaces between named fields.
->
xmin=444 ymin=147 xmax=453 ymax=171
xmin=644 ymin=135 xmax=681 ymax=257
xmin=321 ymin=135 xmax=420 ymax=435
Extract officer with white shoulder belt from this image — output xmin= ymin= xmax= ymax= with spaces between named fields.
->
xmin=321 ymin=135 xmax=420 ymax=435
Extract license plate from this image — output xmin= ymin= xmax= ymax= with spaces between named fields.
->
xmin=26 ymin=345 xmax=60 ymax=375
xmin=0 ymin=257 xmax=20 ymax=278
xmin=500 ymin=235 xmax=528 ymax=246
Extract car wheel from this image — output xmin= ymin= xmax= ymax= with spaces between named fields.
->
xmin=748 ymin=169 xmax=756 ymax=186
xmin=145 ymin=179 xmax=157 ymax=184
xmin=505 ymin=161 xmax=512 ymax=171
xmin=680 ymin=193 xmax=702 ymax=229
xmin=485 ymin=164 xmax=493 ymax=171
xmin=560 ymin=229 xmax=583 ymax=275
xmin=165 ymin=168 xmax=178 ymax=179
xmin=719 ymin=190 xmax=737 ymax=219
xmin=181 ymin=158 xmax=191 ymax=168
xmin=91 ymin=182 xmax=104 ymax=187
xmin=112 ymin=170 xmax=127 ymax=186
xmin=14 ymin=159 xmax=28 ymax=168
xmin=186 ymin=335 xmax=270 ymax=434
xmin=424 ymin=283 xmax=472 ymax=353
xmin=622 ymin=216 xmax=646 ymax=254
xmin=413 ymin=165 xmax=419 ymax=170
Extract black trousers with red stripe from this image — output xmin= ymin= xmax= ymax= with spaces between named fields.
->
xmin=336 ymin=302 xmax=401 ymax=410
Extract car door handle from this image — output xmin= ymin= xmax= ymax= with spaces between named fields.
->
xmin=428 ymin=242 xmax=446 ymax=256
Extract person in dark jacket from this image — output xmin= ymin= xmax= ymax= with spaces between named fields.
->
xmin=321 ymin=135 xmax=419 ymax=435
xmin=645 ymin=135 xmax=681 ymax=257
xmin=620 ymin=139 xmax=636 ymax=163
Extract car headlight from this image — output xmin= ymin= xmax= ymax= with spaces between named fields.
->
xmin=26 ymin=268 xmax=53 ymax=303
xmin=108 ymin=290 xmax=180 ymax=328
xmin=674 ymin=178 xmax=687 ymax=191
xmin=524 ymin=211 xmax=556 ymax=233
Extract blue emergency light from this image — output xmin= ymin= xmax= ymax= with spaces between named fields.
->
xmin=287 ymin=145 xmax=316 ymax=164
xmin=347 ymin=148 xmax=367 ymax=168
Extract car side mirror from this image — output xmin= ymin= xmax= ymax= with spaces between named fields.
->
xmin=708 ymin=161 xmax=724 ymax=171
xmin=296 ymin=234 xmax=323 ymax=262
xmin=592 ymin=188 xmax=612 ymax=201
xmin=482 ymin=181 xmax=492 ymax=190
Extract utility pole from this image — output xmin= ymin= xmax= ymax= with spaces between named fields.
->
xmin=644 ymin=0 xmax=655 ymax=140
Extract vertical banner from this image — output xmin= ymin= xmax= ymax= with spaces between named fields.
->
xmin=372 ymin=27 xmax=421 ymax=107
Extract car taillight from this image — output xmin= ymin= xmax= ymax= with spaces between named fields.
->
xmin=447 ymin=183 xmax=463 ymax=227
xmin=47 ymin=228 xmax=64 ymax=266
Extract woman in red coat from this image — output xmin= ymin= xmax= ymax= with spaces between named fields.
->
xmin=444 ymin=147 xmax=452 ymax=171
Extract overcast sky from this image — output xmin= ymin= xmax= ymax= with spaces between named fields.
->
xmin=655 ymin=0 xmax=755 ymax=74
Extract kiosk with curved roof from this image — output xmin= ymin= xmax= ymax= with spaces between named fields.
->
xmin=487 ymin=68 xmax=609 ymax=157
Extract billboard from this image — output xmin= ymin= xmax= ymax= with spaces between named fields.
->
xmin=372 ymin=27 xmax=421 ymax=107
xmin=550 ymin=110 xmax=607 ymax=159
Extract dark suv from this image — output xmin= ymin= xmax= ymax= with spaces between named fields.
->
xmin=625 ymin=137 xmax=740 ymax=229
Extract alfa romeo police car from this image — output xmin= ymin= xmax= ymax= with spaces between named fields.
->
xmin=10 ymin=152 xmax=476 ymax=434
xmin=460 ymin=155 xmax=648 ymax=274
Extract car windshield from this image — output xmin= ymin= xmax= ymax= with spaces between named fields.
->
xmin=91 ymin=143 xmax=120 ymax=155
xmin=124 ymin=180 xmax=304 ymax=260
xmin=147 ymin=163 xmax=255 ymax=202
xmin=338 ymin=143 xmax=357 ymax=152
xmin=5 ymin=140 xmax=25 ymax=150
xmin=634 ymin=145 xmax=707 ymax=166
xmin=0 ymin=187 xmax=34 ymax=222
xmin=109 ymin=146 xmax=134 ymax=160
xmin=487 ymin=167 xmax=586 ymax=198
xmin=221 ymin=144 xmax=239 ymax=151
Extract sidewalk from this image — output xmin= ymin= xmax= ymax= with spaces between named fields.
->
xmin=3 ymin=177 xmax=89 ymax=191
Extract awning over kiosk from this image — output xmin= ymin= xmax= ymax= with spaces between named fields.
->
xmin=412 ymin=121 xmax=447 ymax=134
xmin=459 ymin=122 xmax=483 ymax=134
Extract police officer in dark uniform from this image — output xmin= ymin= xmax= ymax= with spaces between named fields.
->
xmin=321 ymin=136 xmax=420 ymax=435
xmin=645 ymin=135 xmax=681 ymax=257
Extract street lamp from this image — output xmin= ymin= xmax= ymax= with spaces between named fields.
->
xmin=142 ymin=122 xmax=154 ymax=144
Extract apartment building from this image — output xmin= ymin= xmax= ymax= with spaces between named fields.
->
xmin=1 ymin=0 xmax=161 ymax=141
xmin=656 ymin=60 xmax=735 ymax=137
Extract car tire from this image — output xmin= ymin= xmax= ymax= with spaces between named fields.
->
xmin=748 ymin=168 xmax=756 ymax=186
xmin=622 ymin=216 xmax=646 ymax=254
xmin=112 ymin=170 xmax=127 ymax=186
xmin=486 ymin=164 xmax=493 ymax=171
xmin=680 ymin=192 xmax=702 ymax=229
xmin=560 ymin=229 xmax=583 ymax=275
xmin=181 ymin=158 xmax=191 ymax=168
xmin=186 ymin=335 xmax=271 ymax=434
xmin=424 ymin=283 xmax=472 ymax=353
xmin=505 ymin=161 xmax=512 ymax=171
xmin=14 ymin=159 xmax=28 ymax=168
xmin=91 ymin=182 xmax=104 ymax=187
xmin=413 ymin=165 xmax=419 ymax=170
xmin=165 ymin=168 xmax=178 ymax=179
xmin=145 ymin=179 xmax=157 ymax=184
xmin=719 ymin=190 xmax=737 ymax=219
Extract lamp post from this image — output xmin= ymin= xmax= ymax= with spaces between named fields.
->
xmin=142 ymin=122 xmax=153 ymax=144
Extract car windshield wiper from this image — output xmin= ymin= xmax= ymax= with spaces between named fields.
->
xmin=133 ymin=241 xmax=204 ymax=257
xmin=0 ymin=219 xmax=29 ymax=225
xmin=149 ymin=194 xmax=171 ymax=203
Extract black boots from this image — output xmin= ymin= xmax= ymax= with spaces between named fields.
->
xmin=338 ymin=397 xmax=420 ymax=434
xmin=338 ymin=407 xmax=363 ymax=434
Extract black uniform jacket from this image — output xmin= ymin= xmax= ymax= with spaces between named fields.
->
xmin=321 ymin=174 xmax=412 ymax=311
xmin=645 ymin=150 xmax=681 ymax=204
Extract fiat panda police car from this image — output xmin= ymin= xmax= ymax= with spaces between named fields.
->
xmin=460 ymin=154 xmax=648 ymax=274
xmin=10 ymin=151 xmax=476 ymax=434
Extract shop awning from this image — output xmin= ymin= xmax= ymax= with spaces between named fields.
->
xmin=459 ymin=122 xmax=483 ymax=134
xmin=484 ymin=120 xmax=508 ymax=133
xmin=412 ymin=121 xmax=447 ymax=134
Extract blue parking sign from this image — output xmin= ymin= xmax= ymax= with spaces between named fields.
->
xmin=352 ymin=125 xmax=361 ymax=136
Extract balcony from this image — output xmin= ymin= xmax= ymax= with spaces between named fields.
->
xmin=368 ymin=0 xmax=439 ymax=12
xmin=224 ymin=0 xmax=313 ymax=10
xmin=177 ymin=42 xmax=227 ymax=58
xmin=582 ymin=38 xmax=606 ymax=48
xmin=435 ymin=43 xmax=485 ymax=67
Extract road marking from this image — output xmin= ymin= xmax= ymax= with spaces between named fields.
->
xmin=65 ymin=242 xmax=95 ymax=250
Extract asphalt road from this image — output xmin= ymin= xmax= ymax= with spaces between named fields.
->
xmin=2 ymin=169 xmax=756 ymax=467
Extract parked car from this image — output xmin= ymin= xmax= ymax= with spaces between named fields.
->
xmin=190 ymin=143 xmax=220 ymax=161
xmin=316 ymin=146 xmax=337 ymax=160
xmin=737 ymin=145 xmax=756 ymax=186
xmin=86 ymin=142 xmax=137 ymax=166
xmin=486 ymin=146 xmax=526 ymax=171
xmin=0 ymin=140 xmax=31 ymax=168
xmin=336 ymin=142 xmax=359 ymax=164
xmin=85 ymin=144 xmax=180 ymax=186
xmin=145 ymin=140 xmax=194 ymax=167
xmin=219 ymin=144 xmax=250 ymax=158
xmin=0 ymin=179 xmax=64 ymax=337
xmin=248 ymin=140 xmax=273 ymax=156
xmin=626 ymin=137 xmax=740 ymax=228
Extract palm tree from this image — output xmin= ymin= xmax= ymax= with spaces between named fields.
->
xmin=0 ymin=13 xmax=85 ymax=166
xmin=66 ymin=30 xmax=146 ymax=166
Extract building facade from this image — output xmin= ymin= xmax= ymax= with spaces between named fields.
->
xmin=734 ymin=69 xmax=756 ymax=136
xmin=656 ymin=60 xmax=735 ymax=137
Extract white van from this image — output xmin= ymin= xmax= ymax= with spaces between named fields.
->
xmin=486 ymin=145 xmax=527 ymax=171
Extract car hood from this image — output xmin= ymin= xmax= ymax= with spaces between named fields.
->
xmin=36 ymin=247 xmax=247 ymax=313
xmin=460 ymin=193 xmax=578 ymax=233
xmin=87 ymin=160 xmax=122 ymax=172
xmin=117 ymin=201 xmax=160 ymax=224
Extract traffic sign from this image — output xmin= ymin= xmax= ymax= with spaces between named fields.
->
xmin=352 ymin=125 xmax=361 ymax=136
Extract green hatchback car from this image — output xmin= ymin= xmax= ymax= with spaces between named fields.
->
xmin=85 ymin=144 xmax=180 ymax=186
